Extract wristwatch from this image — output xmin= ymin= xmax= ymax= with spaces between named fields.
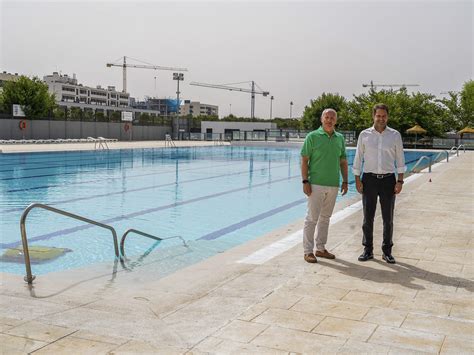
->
xmin=397 ymin=180 xmax=404 ymax=184
xmin=302 ymin=179 xmax=310 ymax=184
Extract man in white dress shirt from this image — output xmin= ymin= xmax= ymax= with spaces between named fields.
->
xmin=352 ymin=104 xmax=406 ymax=264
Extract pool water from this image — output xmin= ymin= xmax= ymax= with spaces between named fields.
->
xmin=0 ymin=146 xmax=439 ymax=276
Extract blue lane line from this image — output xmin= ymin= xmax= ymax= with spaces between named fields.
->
xmin=0 ymin=175 xmax=298 ymax=249
xmin=0 ymin=157 xmax=135 ymax=173
xmin=2 ymin=162 xmax=289 ymax=213
xmin=5 ymin=161 xmax=238 ymax=193
xmin=0 ymin=153 xmax=134 ymax=170
xmin=197 ymin=198 xmax=307 ymax=240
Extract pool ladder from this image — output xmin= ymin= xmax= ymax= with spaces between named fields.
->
xmin=409 ymin=144 xmax=465 ymax=173
xmin=19 ymin=203 xmax=187 ymax=284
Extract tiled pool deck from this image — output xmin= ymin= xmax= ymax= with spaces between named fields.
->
xmin=0 ymin=141 xmax=472 ymax=354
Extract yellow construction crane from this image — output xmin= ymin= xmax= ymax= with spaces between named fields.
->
xmin=106 ymin=56 xmax=187 ymax=93
xmin=190 ymin=81 xmax=269 ymax=119
xmin=362 ymin=80 xmax=419 ymax=90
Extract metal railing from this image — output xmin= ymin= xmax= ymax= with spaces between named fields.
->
xmin=164 ymin=134 xmax=176 ymax=147
xmin=120 ymin=229 xmax=188 ymax=258
xmin=409 ymin=155 xmax=432 ymax=173
xmin=449 ymin=144 xmax=466 ymax=156
xmin=20 ymin=203 xmax=120 ymax=284
xmin=432 ymin=150 xmax=449 ymax=163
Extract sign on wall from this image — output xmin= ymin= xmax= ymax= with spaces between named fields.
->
xmin=121 ymin=111 xmax=133 ymax=122
xmin=12 ymin=104 xmax=26 ymax=117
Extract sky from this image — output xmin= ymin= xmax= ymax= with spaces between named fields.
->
xmin=1 ymin=0 xmax=472 ymax=119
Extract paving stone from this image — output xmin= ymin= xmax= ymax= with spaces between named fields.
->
xmin=390 ymin=298 xmax=452 ymax=317
xmin=237 ymin=303 xmax=269 ymax=321
xmin=312 ymin=316 xmax=377 ymax=341
xmin=440 ymin=335 xmax=474 ymax=354
xmin=251 ymin=325 xmax=346 ymax=353
xmin=337 ymin=339 xmax=390 ymax=354
xmin=291 ymin=297 xmax=370 ymax=321
xmin=214 ymin=319 xmax=268 ymax=343
xmin=4 ymin=320 xmax=75 ymax=343
xmin=362 ymin=307 xmax=408 ymax=327
xmin=0 ymin=333 xmax=48 ymax=354
xmin=342 ymin=290 xmax=393 ymax=307
xmin=401 ymin=313 xmax=474 ymax=339
xmin=33 ymin=336 xmax=119 ymax=354
xmin=253 ymin=308 xmax=324 ymax=332
xmin=110 ymin=339 xmax=187 ymax=354
xmin=369 ymin=325 xmax=444 ymax=353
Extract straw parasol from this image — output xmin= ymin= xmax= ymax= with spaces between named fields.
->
xmin=457 ymin=127 xmax=474 ymax=136
xmin=406 ymin=124 xmax=427 ymax=148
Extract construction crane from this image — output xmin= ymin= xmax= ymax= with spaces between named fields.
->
xmin=190 ymin=81 xmax=269 ymax=119
xmin=106 ymin=56 xmax=187 ymax=93
xmin=362 ymin=80 xmax=419 ymax=90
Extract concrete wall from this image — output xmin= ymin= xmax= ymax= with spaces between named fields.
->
xmin=0 ymin=119 xmax=170 ymax=141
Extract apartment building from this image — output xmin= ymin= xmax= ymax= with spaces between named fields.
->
xmin=43 ymin=72 xmax=130 ymax=108
xmin=180 ymin=100 xmax=218 ymax=117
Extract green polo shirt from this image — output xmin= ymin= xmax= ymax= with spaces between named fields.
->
xmin=300 ymin=126 xmax=346 ymax=187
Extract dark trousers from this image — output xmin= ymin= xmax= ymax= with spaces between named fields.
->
xmin=362 ymin=174 xmax=396 ymax=255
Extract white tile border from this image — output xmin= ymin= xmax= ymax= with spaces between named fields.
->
xmin=237 ymin=154 xmax=458 ymax=265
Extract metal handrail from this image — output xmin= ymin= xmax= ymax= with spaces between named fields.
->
xmin=457 ymin=144 xmax=466 ymax=154
xmin=449 ymin=144 xmax=466 ymax=156
xmin=120 ymin=228 xmax=188 ymax=258
xmin=20 ymin=203 xmax=120 ymax=284
xmin=433 ymin=150 xmax=449 ymax=163
xmin=409 ymin=155 xmax=432 ymax=173
xmin=164 ymin=135 xmax=176 ymax=147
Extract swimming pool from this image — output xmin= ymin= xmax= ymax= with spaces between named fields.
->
xmin=0 ymin=146 xmax=440 ymax=276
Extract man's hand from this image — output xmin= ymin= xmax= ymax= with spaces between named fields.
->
xmin=303 ymin=183 xmax=312 ymax=196
xmin=394 ymin=182 xmax=403 ymax=194
xmin=340 ymin=182 xmax=348 ymax=196
xmin=356 ymin=179 xmax=363 ymax=194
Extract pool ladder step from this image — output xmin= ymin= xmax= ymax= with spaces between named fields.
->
xmin=19 ymin=203 xmax=187 ymax=284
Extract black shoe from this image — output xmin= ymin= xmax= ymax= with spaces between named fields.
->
xmin=358 ymin=250 xmax=374 ymax=262
xmin=382 ymin=254 xmax=396 ymax=264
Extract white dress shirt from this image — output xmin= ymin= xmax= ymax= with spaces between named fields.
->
xmin=352 ymin=126 xmax=406 ymax=176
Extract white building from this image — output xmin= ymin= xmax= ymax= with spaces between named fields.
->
xmin=0 ymin=71 xmax=21 ymax=92
xmin=180 ymin=100 xmax=218 ymax=117
xmin=43 ymin=72 xmax=130 ymax=108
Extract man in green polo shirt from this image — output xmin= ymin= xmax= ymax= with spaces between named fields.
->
xmin=301 ymin=108 xmax=348 ymax=263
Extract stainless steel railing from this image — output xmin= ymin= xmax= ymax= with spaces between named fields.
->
xmin=449 ymin=144 xmax=466 ymax=156
xmin=409 ymin=155 xmax=432 ymax=173
xmin=20 ymin=203 xmax=120 ymax=284
xmin=19 ymin=203 xmax=190 ymax=284
xmin=120 ymin=228 xmax=188 ymax=258
xmin=432 ymin=150 xmax=449 ymax=163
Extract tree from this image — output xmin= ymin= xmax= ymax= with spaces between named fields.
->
xmin=346 ymin=88 xmax=446 ymax=136
xmin=0 ymin=76 xmax=56 ymax=118
xmin=272 ymin=118 xmax=303 ymax=130
xmin=460 ymin=80 xmax=474 ymax=128
xmin=301 ymin=93 xmax=348 ymax=130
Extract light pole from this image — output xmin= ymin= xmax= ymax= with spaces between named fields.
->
xmin=229 ymin=103 xmax=232 ymax=116
xmin=290 ymin=101 xmax=293 ymax=119
xmin=173 ymin=72 xmax=184 ymax=139
xmin=270 ymin=96 xmax=274 ymax=120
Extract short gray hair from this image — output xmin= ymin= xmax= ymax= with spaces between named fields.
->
xmin=321 ymin=108 xmax=337 ymax=119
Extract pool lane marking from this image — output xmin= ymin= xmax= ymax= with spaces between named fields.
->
xmin=0 ymin=149 xmax=257 ymax=172
xmin=197 ymin=198 xmax=307 ymax=240
xmin=237 ymin=156 xmax=456 ymax=265
xmin=2 ymin=162 xmax=289 ymax=213
xmin=0 ymin=175 xmax=298 ymax=249
xmin=5 ymin=161 xmax=239 ymax=193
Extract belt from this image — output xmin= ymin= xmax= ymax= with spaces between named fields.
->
xmin=365 ymin=173 xmax=394 ymax=179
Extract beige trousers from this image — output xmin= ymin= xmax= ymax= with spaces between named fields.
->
xmin=303 ymin=184 xmax=338 ymax=254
